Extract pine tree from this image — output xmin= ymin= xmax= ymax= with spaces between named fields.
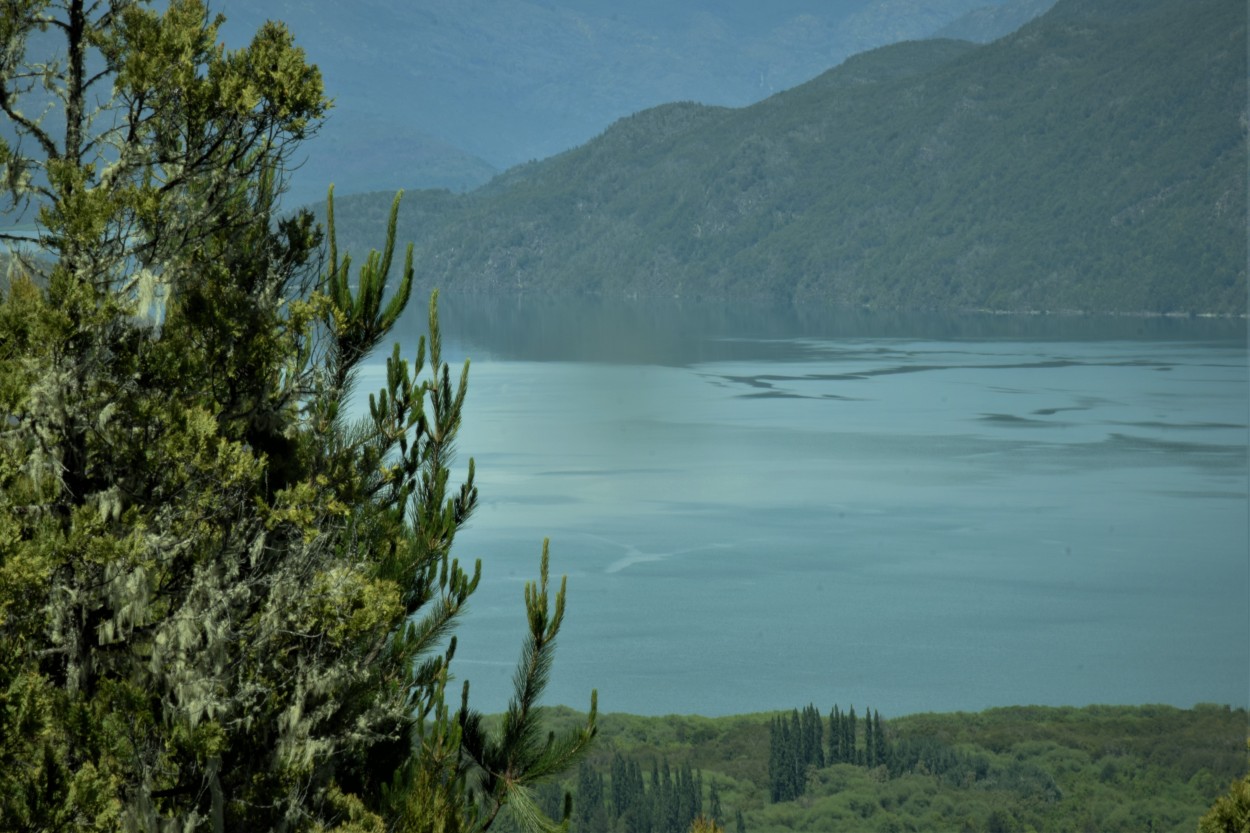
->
xmin=788 ymin=709 xmax=804 ymax=798
xmin=611 ymin=753 xmax=630 ymax=819
xmin=0 ymin=3 xmax=594 ymax=830
xmin=650 ymin=760 xmax=663 ymax=831
xmin=661 ymin=760 xmax=678 ymax=833
xmin=874 ymin=709 xmax=888 ymax=768
xmin=768 ymin=710 xmax=817 ymax=803
xmin=865 ymin=707 xmax=876 ymax=767
xmin=767 ymin=716 xmax=793 ymax=802
xmin=629 ymin=759 xmax=648 ymax=833
xmin=674 ymin=764 xmax=692 ymax=833
xmin=768 ymin=717 xmax=783 ymax=801
xmin=573 ymin=761 xmax=606 ymax=833
xmin=627 ymin=760 xmax=651 ymax=833
xmin=847 ymin=706 xmax=859 ymax=766
xmin=689 ymin=766 xmax=703 ymax=830
xmin=800 ymin=704 xmax=824 ymax=768
xmin=829 ymin=706 xmax=843 ymax=764
xmin=814 ymin=704 xmax=826 ymax=767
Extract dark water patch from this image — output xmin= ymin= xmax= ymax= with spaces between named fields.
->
xmin=1149 ymin=389 xmax=1250 ymax=400
xmin=853 ymin=363 xmax=967 ymax=378
xmin=979 ymin=413 xmax=1070 ymax=426
xmin=710 ymin=372 xmax=870 ymax=388
xmin=1110 ymin=420 xmax=1248 ymax=431
xmin=712 ymin=368 xmax=934 ymax=386
xmin=1033 ymin=406 xmax=1092 ymax=416
xmin=1150 ymin=490 xmax=1249 ymax=500
xmin=738 ymin=390 xmax=809 ymax=400
xmin=1010 ymin=434 xmax=1249 ymax=475
xmin=719 ymin=374 xmax=780 ymax=389
xmin=1102 ymin=433 xmax=1248 ymax=465
xmin=727 ymin=358 xmax=1166 ymax=385
xmin=929 ymin=357 xmax=1179 ymax=375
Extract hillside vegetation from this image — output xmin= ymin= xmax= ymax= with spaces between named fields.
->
xmin=501 ymin=703 xmax=1248 ymax=833
xmin=326 ymin=0 xmax=1246 ymax=315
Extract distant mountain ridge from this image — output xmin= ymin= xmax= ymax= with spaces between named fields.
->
xmin=215 ymin=0 xmax=1052 ymax=205
xmin=933 ymin=0 xmax=1058 ymax=42
xmin=326 ymin=0 xmax=1246 ymax=315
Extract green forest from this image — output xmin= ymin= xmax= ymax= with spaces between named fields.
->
xmin=326 ymin=0 xmax=1247 ymax=315
xmin=505 ymin=704 xmax=1248 ymax=833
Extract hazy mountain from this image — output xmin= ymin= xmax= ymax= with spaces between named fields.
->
xmin=934 ymin=0 xmax=1057 ymax=42
xmin=325 ymin=0 xmax=1246 ymax=315
xmin=215 ymin=0 xmax=1045 ymax=205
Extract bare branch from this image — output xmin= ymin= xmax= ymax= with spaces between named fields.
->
xmin=0 ymin=91 xmax=60 ymax=160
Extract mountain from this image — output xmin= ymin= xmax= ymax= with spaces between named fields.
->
xmin=934 ymin=0 xmax=1057 ymax=42
xmin=215 ymin=0 xmax=1047 ymax=205
xmin=326 ymin=0 xmax=1246 ymax=315
xmin=300 ymin=124 xmax=497 ymax=198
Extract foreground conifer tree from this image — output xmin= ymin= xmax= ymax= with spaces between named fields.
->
xmin=0 ymin=2 xmax=594 ymax=830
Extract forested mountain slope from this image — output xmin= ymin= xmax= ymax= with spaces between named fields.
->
xmin=327 ymin=0 xmax=1246 ymax=315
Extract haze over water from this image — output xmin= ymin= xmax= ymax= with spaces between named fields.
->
xmin=373 ymin=295 xmax=1249 ymax=717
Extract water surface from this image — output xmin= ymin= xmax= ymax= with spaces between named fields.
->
xmin=373 ymin=295 xmax=1248 ymax=717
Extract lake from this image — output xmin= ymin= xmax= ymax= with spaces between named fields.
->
xmin=369 ymin=294 xmax=1249 ymax=718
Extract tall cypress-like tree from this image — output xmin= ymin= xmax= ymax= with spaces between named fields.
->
xmin=829 ymin=706 xmax=843 ymax=764
xmin=767 ymin=717 xmax=789 ymax=802
xmin=767 ymin=718 xmax=780 ymax=801
xmin=800 ymin=704 xmax=824 ymax=768
xmin=572 ymin=761 xmax=607 ymax=833
xmin=660 ymin=760 xmax=679 ymax=833
xmin=768 ymin=711 xmax=816 ymax=803
xmin=0 ymin=2 xmax=594 ymax=830
xmin=789 ymin=709 xmax=804 ymax=797
xmin=611 ymin=753 xmax=630 ymax=819
xmin=865 ymin=708 xmax=876 ymax=767
xmin=847 ymin=706 xmax=859 ymax=766
xmin=655 ymin=760 xmax=665 ymax=815
xmin=874 ymin=709 xmax=888 ymax=768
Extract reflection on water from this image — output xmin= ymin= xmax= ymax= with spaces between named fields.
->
xmin=425 ymin=290 xmax=1247 ymax=365
xmin=377 ymin=293 xmax=1248 ymax=717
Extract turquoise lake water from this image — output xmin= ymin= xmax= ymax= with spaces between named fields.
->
xmin=366 ymin=296 xmax=1249 ymax=717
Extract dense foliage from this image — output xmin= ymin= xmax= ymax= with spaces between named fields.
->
xmin=326 ymin=0 xmax=1246 ymax=315
xmin=0 ymin=2 xmax=592 ymax=830
xmin=1198 ymin=759 xmax=1250 ymax=833
xmin=524 ymin=703 xmax=1247 ymax=833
